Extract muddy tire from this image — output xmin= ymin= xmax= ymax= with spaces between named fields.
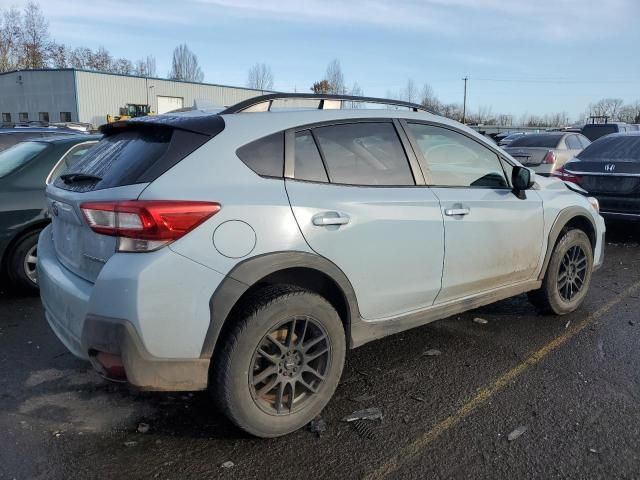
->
xmin=6 ymin=230 xmax=41 ymax=292
xmin=528 ymin=229 xmax=593 ymax=315
xmin=212 ymin=285 xmax=346 ymax=437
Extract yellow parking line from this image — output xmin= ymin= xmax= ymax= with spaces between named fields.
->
xmin=363 ymin=280 xmax=640 ymax=480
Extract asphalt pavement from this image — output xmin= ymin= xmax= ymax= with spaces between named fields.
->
xmin=1 ymin=222 xmax=639 ymax=480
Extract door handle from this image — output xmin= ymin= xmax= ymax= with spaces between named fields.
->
xmin=444 ymin=207 xmax=470 ymax=217
xmin=312 ymin=212 xmax=351 ymax=226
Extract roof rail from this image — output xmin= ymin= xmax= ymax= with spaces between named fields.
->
xmin=220 ymin=93 xmax=431 ymax=114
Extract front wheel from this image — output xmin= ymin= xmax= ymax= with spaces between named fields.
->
xmin=528 ymin=229 xmax=593 ymax=315
xmin=212 ymin=286 xmax=346 ymax=437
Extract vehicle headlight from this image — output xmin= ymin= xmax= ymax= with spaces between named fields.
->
xmin=587 ymin=196 xmax=599 ymax=213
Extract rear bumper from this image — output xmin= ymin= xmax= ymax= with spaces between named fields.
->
xmin=38 ymin=225 xmax=227 ymax=391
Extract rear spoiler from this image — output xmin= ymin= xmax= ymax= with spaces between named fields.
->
xmin=99 ymin=113 xmax=225 ymax=137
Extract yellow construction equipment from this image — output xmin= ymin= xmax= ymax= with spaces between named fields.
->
xmin=107 ymin=104 xmax=155 ymax=123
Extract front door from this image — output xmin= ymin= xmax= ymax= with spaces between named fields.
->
xmin=404 ymin=122 xmax=544 ymax=304
xmin=285 ymin=121 xmax=445 ymax=320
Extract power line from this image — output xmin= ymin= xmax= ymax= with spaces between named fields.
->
xmin=472 ymin=77 xmax=638 ymax=85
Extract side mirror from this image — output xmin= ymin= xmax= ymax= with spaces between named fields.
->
xmin=512 ymin=166 xmax=535 ymax=191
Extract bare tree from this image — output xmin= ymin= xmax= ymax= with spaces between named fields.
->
xmin=246 ymin=63 xmax=274 ymax=91
xmin=348 ymin=82 xmax=364 ymax=108
xmin=401 ymin=79 xmax=418 ymax=103
xmin=134 ymin=55 xmax=157 ymax=77
xmin=0 ymin=6 xmax=22 ymax=72
xmin=169 ymin=44 xmax=204 ymax=82
xmin=325 ymin=59 xmax=345 ymax=94
xmin=589 ymin=98 xmax=624 ymax=120
xmin=20 ymin=1 xmax=49 ymax=68
xmin=111 ymin=58 xmax=134 ymax=75
xmin=88 ymin=46 xmax=112 ymax=72
xmin=618 ymin=102 xmax=640 ymax=123
xmin=420 ymin=83 xmax=440 ymax=111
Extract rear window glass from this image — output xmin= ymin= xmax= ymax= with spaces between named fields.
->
xmin=581 ymin=124 xmax=618 ymax=141
xmin=236 ymin=132 xmax=284 ymax=178
xmin=578 ymin=135 xmax=640 ymax=161
xmin=53 ymin=127 xmax=211 ymax=192
xmin=0 ymin=141 xmax=49 ymax=178
xmin=508 ymin=134 xmax=563 ymax=148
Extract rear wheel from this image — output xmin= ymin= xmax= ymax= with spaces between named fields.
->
xmin=212 ymin=285 xmax=346 ymax=437
xmin=7 ymin=230 xmax=41 ymax=292
xmin=528 ymin=229 xmax=593 ymax=315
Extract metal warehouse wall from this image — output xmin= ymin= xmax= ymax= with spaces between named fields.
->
xmin=74 ymin=70 xmax=267 ymax=127
xmin=0 ymin=70 xmax=78 ymax=123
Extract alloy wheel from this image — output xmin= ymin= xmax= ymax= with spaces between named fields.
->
xmin=23 ymin=244 xmax=38 ymax=285
xmin=558 ymin=245 xmax=587 ymax=301
xmin=250 ymin=316 xmax=331 ymax=415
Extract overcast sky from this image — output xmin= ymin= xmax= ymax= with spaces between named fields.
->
xmin=5 ymin=0 xmax=640 ymax=119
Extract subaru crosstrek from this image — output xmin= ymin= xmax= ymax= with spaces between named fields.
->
xmin=38 ymin=94 xmax=605 ymax=437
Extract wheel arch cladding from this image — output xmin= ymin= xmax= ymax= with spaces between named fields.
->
xmin=201 ymin=252 xmax=359 ymax=359
xmin=539 ymin=206 xmax=597 ymax=281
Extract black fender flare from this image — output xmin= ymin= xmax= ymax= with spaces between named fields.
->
xmin=200 ymin=251 xmax=360 ymax=358
xmin=538 ymin=206 xmax=597 ymax=281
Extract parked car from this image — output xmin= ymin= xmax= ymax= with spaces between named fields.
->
xmin=0 ymin=135 xmax=99 ymax=290
xmin=503 ymin=132 xmax=590 ymax=175
xmin=497 ymin=132 xmax=526 ymax=147
xmin=555 ymin=132 xmax=640 ymax=221
xmin=0 ymin=127 xmax=79 ymax=154
xmin=38 ymin=93 xmax=605 ymax=438
xmin=581 ymin=122 xmax=631 ymax=141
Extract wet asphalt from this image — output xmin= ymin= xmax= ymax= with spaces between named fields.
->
xmin=1 ymin=222 xmax=639 ymax=480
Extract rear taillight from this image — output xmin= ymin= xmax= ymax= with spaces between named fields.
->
xmin=542 ymin=150 xmax=556 ymax=165
xmin=80 ymin=200 xmax=221 ymax=252
xmin=552 ymin=167 xmax=582 ymax=185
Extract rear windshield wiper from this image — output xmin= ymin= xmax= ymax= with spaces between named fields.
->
xmin=59 ymin=173 xmax=102 ymax=184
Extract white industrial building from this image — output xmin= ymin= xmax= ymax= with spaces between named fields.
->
xmin=0 ymin=69 xmax=270 ymax=128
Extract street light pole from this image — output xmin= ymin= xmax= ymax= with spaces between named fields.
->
xmin=462 ymin=76 xmax=468 ymax=124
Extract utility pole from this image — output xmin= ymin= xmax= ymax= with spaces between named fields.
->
xmin=462 ymin=76 xmax=468 ymax=124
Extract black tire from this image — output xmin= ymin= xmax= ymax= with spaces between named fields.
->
xmin=212 ymin=285 xmax=346 ymax=437
xmin=6 ymin=230 xmax=41 ymax=292
xmin=528 ymin=229 xmax=593 ymax=315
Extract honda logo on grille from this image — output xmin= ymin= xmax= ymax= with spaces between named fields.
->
xmin=604 ymin=164 xmax=616 ymax=172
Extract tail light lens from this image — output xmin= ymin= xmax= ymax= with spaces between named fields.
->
xmin=542 ymin=150 xmax=556 ymax=164
xmin=80 ymin=200 xmax=221 ymax=252
xmin=552 ymin=167 xmax=582 ymax=185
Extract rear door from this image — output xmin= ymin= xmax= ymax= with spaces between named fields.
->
xmin=404 ymin=122 xmax=544 ymax=303
xmin=285 ymin=120 xmax=445 ymax=320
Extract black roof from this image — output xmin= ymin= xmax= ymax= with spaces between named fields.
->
xmin=99 ymin=114 xmax=225 ymax=137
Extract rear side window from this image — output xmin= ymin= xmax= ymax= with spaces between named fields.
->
xmin=312 ymin=122 xmax=414 ymax=186
xmin=236 ymin=132 xmax=284 ymax=178
xmin=54 ymin=126 xmax=210 ymax=192
xmin=294 ymin=131 xmax=328 ymax=182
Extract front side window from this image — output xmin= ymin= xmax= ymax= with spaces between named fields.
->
xmin=312 ymin=122 xmax=414 ymax=186
xmin=294 ymin=131 xmax=328 ymax=182
xmin=407 ymin=123 xmax=508 ymax=188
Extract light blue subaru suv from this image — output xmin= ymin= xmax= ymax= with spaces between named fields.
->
xmin=38 ymin=94 xmax=605 ymax=437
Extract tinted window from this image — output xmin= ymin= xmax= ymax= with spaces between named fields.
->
xmin=581 ymin=124 xmax=619 ymax=141
xmin=565 ymin=135 xmax=581 ymax=150
xmin=0 ymin=141 xmax=49 ymax=178
xmin=509 ymin=134 xmax=563 ymax=148
xmin=578 ymin=135 xmax=640 ymax=161
xmin=54 ymin=126 xmax=212 ymax=192
xmin=294 ymin=131 xmax=328 ymax=182
xmin=312 ymin=122 xmax=414 ymax=186
xmin=408 ymin=123 xmax=508 ymax=188
xmin=236 ymin=132 xmax=284 ymax=178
